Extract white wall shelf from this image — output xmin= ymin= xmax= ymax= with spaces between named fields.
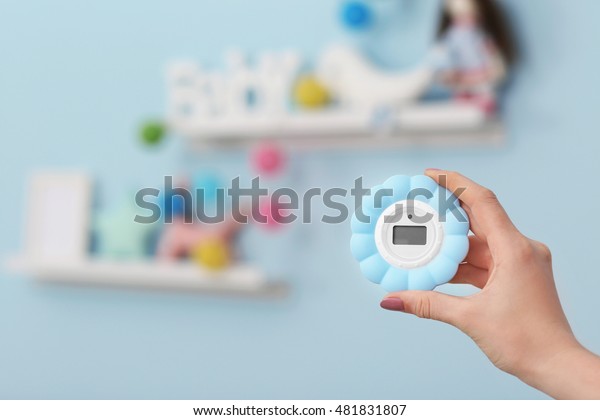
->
xmin=6 ymin=257 xmax=288 ymax=298
xmin=171 ymin=104 xmax=505 ymax=151
xmin=186 ymin=120 xmax=505 ymax=151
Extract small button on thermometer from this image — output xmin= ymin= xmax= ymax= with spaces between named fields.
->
xmin=351 ymin=175 xmax=470 ymax=291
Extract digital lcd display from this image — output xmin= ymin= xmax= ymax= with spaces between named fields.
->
xmin=393 ymin=226 xmax=427 ymax=246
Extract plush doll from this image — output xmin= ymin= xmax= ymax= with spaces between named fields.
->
xmin=436 ymin=0 xmax=517 ymax=113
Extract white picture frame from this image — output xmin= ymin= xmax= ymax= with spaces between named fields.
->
xmin=24 ymin=172 xmax=92 ymax=264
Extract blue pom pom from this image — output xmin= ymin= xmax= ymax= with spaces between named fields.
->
xmin=161 ymin=191 xmax=190 ymax=220
xmin=193 ymin=172 xmax=223 ymax=206
xmin=341 ymin=1 xmax=372 ymax=30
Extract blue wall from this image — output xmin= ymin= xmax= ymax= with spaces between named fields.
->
xmin=1 ymin=0 xmax=599 ymax=399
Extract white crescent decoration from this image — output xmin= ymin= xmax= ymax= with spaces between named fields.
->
xmin=316 ymin=45 xmax=433 ymax=111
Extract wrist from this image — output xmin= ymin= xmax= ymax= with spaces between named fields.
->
xmin=520 ymin=339 xmax=600 ymax=399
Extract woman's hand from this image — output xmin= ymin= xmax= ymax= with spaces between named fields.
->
xmin=381 ymin=169 xmax=600 ymax=399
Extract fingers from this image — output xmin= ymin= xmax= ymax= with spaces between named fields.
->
xmin=382 ymin=291 xmax=469 ymax=328
xmin=449 ymin=263 xmax=489 ymax=289
xmin=425 ymin=169 xmax=519 ymax=245
xmin=466 ymin=236 xmax=492 ymax=269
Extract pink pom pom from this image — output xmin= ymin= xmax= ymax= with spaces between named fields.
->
xmin=257 ymin=196 xmax=290 ymax=231
xmin=252 ymin=142 xmax=286 ymax=176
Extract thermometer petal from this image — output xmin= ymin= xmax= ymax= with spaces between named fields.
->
xmin=440 ymin=235 xmax=470 ymax=264
xmin=383 ymin=175 xmax=411 ymax=202
xmin=428 ymin=254 xmax=461 ymax=287
xmin=408 ymin=268 xmax=437 ymax=291
xmin=351 ymin=211 xmax=378 ymax=234
xmin=381 ymin=267 xmax=409 ymax=292
xmin=410 ymin=175 xmax=439 ymax=202
xmin=350 ymin=233 xmax=378 ymax=261
xmin=360 ymin=253 xmax=390 ymax=285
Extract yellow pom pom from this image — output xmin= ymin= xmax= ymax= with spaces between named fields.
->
xmin=191 ymin=239 xmax=231 ymax=271
xmin=294 ymin=75 xmax=330 ymax=109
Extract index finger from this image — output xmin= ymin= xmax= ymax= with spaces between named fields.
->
xmin=425 ymin=169 xmax=519 ymax=244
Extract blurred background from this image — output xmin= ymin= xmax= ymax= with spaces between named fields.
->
xmin=1 ymin=0 xmax=599 ymax=399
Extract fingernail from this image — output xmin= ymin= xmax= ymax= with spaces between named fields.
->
xmin=380 ymin=298 xmax=406 ymax=312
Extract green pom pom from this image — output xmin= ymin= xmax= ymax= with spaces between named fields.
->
xmin=140 ymin=120 xmax=166 ymax=146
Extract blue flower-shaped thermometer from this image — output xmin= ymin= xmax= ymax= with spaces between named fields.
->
xmin=351 ymin=175 xmax=470 ymax=291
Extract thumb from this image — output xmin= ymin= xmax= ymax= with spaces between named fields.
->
xmin=381 ymin=291 xmax=467 ymax=328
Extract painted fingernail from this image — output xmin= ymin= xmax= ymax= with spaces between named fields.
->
xmin=380 ymin=298 xmax=406 ymax=312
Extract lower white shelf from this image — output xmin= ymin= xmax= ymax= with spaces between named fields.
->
xmin=6 ymin=257 xmax=288 ymax=298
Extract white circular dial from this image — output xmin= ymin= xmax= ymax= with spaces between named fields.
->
xmin=374 ymin=200 xmax=444 ymax=270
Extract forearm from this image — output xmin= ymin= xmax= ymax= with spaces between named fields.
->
xmin=523 ymin=343 xmax=600 ymax=399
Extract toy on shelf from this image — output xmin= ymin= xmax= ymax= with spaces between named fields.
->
xmin=156 ymin=174 xmax=243 ymax=271
xmin=251 ymin=141 xmax=287 ymax=176
xmin=157 ymin=216 xmax=242 ymax=265
xmin=162 ymin=194 xmax=188 ymax=219
xmin=95 ymin=197 xmax=156 ymax=260
xmin=434 ymin=0 xmax=517 ymax=113
xmin=191 ymin=238 xmax=231 ymax=271
xmin=293 ymin=75 xmax=331 ymax=109
xmin=159 ymin=176 xmax=193 ymax=220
